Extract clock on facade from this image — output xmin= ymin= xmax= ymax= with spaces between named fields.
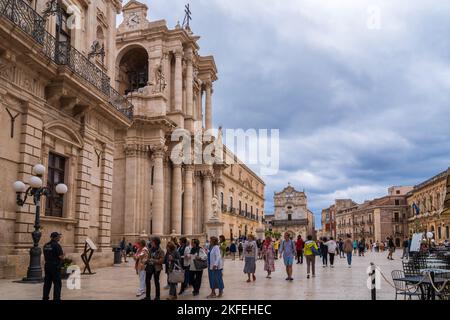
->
xmin=126 ymin=12 xmax=140 ymax=27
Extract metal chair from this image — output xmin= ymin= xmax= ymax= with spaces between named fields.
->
xmin=403 ymin=261 xmax=420 ymax=276
xmin=391 ymin=270 xmax=421 ymax=300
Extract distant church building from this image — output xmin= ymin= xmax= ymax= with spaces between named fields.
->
xmin=268 ymin=185 xmax=315 ymax=237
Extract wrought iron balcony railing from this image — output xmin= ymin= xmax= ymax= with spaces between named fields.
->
xmin=0 ymin=0 xmax=133 ymax=120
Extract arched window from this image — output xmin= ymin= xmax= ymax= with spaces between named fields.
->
xmin=118 ymin=46 xmax=149 ymax=95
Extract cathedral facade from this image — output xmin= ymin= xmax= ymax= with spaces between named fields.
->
xmin=268 ymin=185 xmax=315 ymax=238
xmin=0 ymin=0 xmax=264 ymax=279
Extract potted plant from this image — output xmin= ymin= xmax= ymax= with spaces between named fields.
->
xmin=61 ymin=258 xmax=73 ymax=279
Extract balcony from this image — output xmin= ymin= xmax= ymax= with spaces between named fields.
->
xmin=392 ymin=218 xmax=404 ymax=223
xmin=272 ymin=219 xmax=308 ymax=227
xmin=222 ymin=204 xmax=227 ymax=213
xmin=0 ymin=0 xmax=133 ymax=120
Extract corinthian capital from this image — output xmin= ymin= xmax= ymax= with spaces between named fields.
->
xmin=201 ymin=170 xmax=213 ymax=179
xmin=151 ymin=144 xmax=168 ymax=159
xmin=174 ymin=48 xmax=183 ymax=59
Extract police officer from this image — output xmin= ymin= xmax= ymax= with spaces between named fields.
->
xmin=43 ymin=232 xmax=64 ymax=300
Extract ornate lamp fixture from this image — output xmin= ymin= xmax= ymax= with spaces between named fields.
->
xmin=13 ymin=164 xmax=68 ymax=282
xmin=88 ymin=40 xmax=106 ymax=67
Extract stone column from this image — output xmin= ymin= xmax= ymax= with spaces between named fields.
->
xmin=98 ymin=144 xmax=114 ymax=250
xmin=183 ymin=165 xmax=194 ymax=235
xmin=203 ymin=171 xmax=213 ymax=229
xmin=74 ymin=133 xmax=95 ymax=251
xmin=174 ymin=49 xmax=183 ymax=112
xmin=205 ymin=81 xmax=213 ymax=130
xmin=171 ymin=164 xmax=182 ymax=234
xmin=185 ymin=50 xmax=194 ymax=117
xmin=198 ymin=89 xmax=203 ymax=122
xmin=151 ymin=145 xmax=166 ymax=235
xmin=124 ymin=145 xmax=138 ymax=236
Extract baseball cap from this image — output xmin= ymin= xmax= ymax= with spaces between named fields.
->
xmin=50 ymin=232 xmax=62 ymax=238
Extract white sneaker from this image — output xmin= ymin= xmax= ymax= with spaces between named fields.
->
xmin=348 ymin=265 xmax=351 ymax=268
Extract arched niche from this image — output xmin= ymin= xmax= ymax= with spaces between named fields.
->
xmin=116 ymin=44 xmax=149 ymax=95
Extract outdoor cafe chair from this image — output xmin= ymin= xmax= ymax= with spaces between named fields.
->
xmin=391 ymin=270 xmax=422 ymax=300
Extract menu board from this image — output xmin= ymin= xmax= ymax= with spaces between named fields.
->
xmin=410 ymin=233 xmax=423 ymax=252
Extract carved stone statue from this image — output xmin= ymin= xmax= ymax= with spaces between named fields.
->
xmin=151 ymin=63 xmax=167 ymax=94
xmin=211 ymin=195 xmax=220 ymax=219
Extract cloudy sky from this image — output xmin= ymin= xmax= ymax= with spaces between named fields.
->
xmin=127 ymin=0 xmax=450 ymax=227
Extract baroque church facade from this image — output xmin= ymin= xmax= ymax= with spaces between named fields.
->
xmin=0 ymin=0 xmax=264 ymax=279
xmin=267 ymin=185 xmax=315 ymax=238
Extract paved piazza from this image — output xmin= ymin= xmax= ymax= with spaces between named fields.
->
xmin=0 ymin=251 xmax=403 ymax=300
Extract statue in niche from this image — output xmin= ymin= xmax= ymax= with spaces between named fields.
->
xmin=151 ymin=63 xmax=167 ymax=94
xmin=211 ymin=195 xmax=220 ymax=219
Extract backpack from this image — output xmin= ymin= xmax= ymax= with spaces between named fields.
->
xmin=305 ymin=241 xmax=320 ymax=256
xmin=311 ymin=245 xmax=321 ymax=256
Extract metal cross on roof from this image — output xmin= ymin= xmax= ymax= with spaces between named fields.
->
xmin=182 ymin=3 xmax=192 ymax=28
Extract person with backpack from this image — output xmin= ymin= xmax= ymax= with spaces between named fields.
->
xmin=343 ymin=234 xmax=354 ymax=267
xmin=324 ymin=237 xmax=337 ymax=268
xmin=303 ymin=235 xmax=319 ymax=279
xmin=358 ymin=238 xmax=366 ymax=257
xmin=279 ymin=232 xmax=295 ymax=281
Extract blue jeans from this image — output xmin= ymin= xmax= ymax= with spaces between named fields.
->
xmin=346 ymin=252 xmax=352 ymax=265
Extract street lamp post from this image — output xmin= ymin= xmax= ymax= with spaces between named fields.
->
xmin=13 ymin=164 xmax=68 ymax=282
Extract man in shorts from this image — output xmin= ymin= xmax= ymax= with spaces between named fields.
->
xmin=279 ymin=232 xmax=295 ymax=281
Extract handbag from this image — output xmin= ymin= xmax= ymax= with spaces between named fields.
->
xmin=193 ymin=252 xmax=208 ymax=270
xmin=168 ymin=264 xmax=185 ymax=283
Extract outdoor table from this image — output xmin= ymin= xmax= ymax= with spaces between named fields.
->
xmin=419 ymin=269 xmax=450 ymax=300
xmin=393 ymin=274 xmax=448 ymax=300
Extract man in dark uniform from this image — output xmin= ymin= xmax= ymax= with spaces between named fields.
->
xmin=43 ymin=232 xmax=64 ymax=300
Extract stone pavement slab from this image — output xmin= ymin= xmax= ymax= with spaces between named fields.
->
xmin=0 ymin=251 xmax=404 ymax=300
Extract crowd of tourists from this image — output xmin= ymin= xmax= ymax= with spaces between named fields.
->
xmin=121 ymin=231 xmax=414 ymax=300
xmin=130 ymin=235 xmax=224 ymax=300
